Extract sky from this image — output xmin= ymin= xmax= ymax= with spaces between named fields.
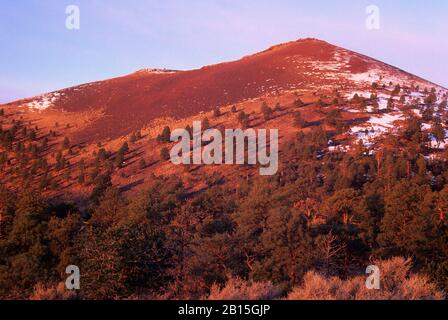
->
xmin=0 ymin=0 xmax=447 ymax=103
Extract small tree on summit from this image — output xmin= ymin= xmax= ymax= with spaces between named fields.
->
xmin=294 ymin=99 xmax=305 ymax=108
xmin=203 ymin=117 xmax=211 ymax=130
xmin=62 ymin=137 xmax=70 ymax=150
xmin=157 ymin=126 xmax=171 ymax=143
xmin=128 ymin=130 xmax=142 ymax=143
xmin=213 ymin=108 xmax=221 ymax=118
xmin=261 ymin=102 xmax=273 ymax=121
xmin=119 ymin=142 xmax=129 ymax=154
xmin=237 ymin=111 xmax=249 ymax=129
xmin=160 ymin=147 xmax=170 ymax=161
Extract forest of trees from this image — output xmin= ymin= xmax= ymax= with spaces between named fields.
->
xmin=1 ymin=86 xmax=448 ymax=300
xmin=1 ymin=112 xmax=448 ymax=299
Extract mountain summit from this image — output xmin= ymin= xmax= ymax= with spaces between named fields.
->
xmin=6 ymin=38 xmax=447 ymax=143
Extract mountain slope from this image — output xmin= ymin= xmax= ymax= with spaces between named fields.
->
xmin=7 ymin=38 xmax=446 ymax=143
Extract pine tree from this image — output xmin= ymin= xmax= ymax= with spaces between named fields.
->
xmin=294 ymin=99 xmax=305 ymax=108
xmin=157 ymin=126 xmax=171 ymax=143
xmin=203 ymin=117 xmax=210 ymax=130
xmin=115 ymin=151 xmax=125 ymax=168
xmin=237 ymin=111 xmax=249 ymax=129
xmin=62 ymin=137 xmax=70 ymax=149
xmin=139 ymin=158 xmax=146 ymax=170
xmin=213 ymin=108 xmax=221 ymax=118
xmin=378 ymin=181 xmax=432 ymax=257
xmin=372 ymin=98 xmax=380 ymax=113
xmin=387 ymin=97 xmax=394 ymax=111
xmin=119 ymin=142 xmax=129 ymax=154
xmin=260 ymin=206 xmax=318 ymax=285
xmin=431 ymin=120 xmax=445 ymax=149
xmin=293 ymin=112 xmax=306 ymax=128
xmin=261 ymin=102 xmax=273 ymax=121
xmin=160 ymin=147 xmax=170 ymax=161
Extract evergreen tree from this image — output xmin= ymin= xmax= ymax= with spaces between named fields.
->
xmin=431 ymin=121 xmax=445 ymax=149
xmin=119 ymin=142 xmax=129 ymax=154
xmin=157 ymin=126 xmax=172 ymax=143
xmin=202 ymin=117 xmax=210 ymax=130
xmin=213 ymin=108 xmax=221 ymax=118
xmin=293 ymin=112 xmax=306 ymax=128
xmin=378 ymin=181 xmax=432 ymax=258
xmin=294 ymin=99 xmax=305 ymax=108
xmin=237 ymin=111 xmax=249 ymax=129
xmin=139 ymin=158 xmax=146 ymax=170
xmin=261 ymin=102 xmax=273 ymax=121
xmin=160 ymin=147 xmax=170 ymax=161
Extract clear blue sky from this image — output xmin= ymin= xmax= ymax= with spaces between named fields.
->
xmin=1 ymin=0 xmax=447 ymax=103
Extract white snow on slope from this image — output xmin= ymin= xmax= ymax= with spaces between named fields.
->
xmin=25 ymin=92 xmax=62 ymax=111
xmin=350 ymin=113 xmax=404 ymax=146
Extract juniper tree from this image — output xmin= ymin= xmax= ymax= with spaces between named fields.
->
xmin=293 ymin=112 xmax=306 ymax=128
xmin=261 ymin=102 xmax=273 ymax=121
xmin=294 ymin=99 xmax=305 ymax=108
xmin=139 ymin=158 xmax=146 ymax=170
xmin=202 ymin=117 xmax=210 ymax=130
xmin=237 ymin=111 xmax=249 ymax=129
xmin=157 ymin=126 xmax=171 ymax=143
xmin=115 ymin=151 xmax=125 ymax=168
xmin=62 ymin=137 xmax=70 ymax=149
xmin=119 ymin=142 xmax=129 ymax=154
xmin=431 ymin=120 xmax=445 ymax=149
xmin=213 ymin=108 xmax=221 ymax=118
xmin=378 ymin=181 xmax=432 ymax=258
xmin=160 ymin=147 xmax=170 ymax=161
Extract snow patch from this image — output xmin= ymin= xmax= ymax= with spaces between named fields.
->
xmin=24 ymin=92 xmax=61 ymax=111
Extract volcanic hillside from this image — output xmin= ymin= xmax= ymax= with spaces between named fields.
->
xmin=1 ymin=38 xmax=447 ymax=204
xmin=6 ymin=38 xmax=445 ymax=143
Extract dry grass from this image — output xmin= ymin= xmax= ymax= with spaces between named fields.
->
xmin=30 ymin=282 xmax=78 ymax=300
xmin=207 ymin=277 xmax=283 ymax=300
xmin=286 ymin=258 xmax=445 ymax=300
xmin=204 ymin=258 xmax=445 ymax=301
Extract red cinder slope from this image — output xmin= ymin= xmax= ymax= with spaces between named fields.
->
xmin=8 ymin=38 xmax=444 ymax=143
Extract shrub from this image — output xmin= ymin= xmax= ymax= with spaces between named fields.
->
xmin=30 ymin=283 xmax=78 ymax=300
xmin=160 ymin=147 xmax=170 ymax=161
xmin=207 ymin=277 xmax=282 ymax=300
xmin=157 ymin=126 xmax=171 ymax=143
xmin=261 ymin=102 xmax=273 ymax=120
xmin=286 ymin=258 xmax=444 ymax=300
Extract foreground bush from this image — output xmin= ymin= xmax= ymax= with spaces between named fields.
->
xmin=287 ymin=258 xmax=444 ymax=300
xmin=205 ymin=258 xmax=444 ymax=301
xmin=207 ymin=277 xmax=283 ymax=300
xmin=30 ymin=282 xmax=78 ymax=300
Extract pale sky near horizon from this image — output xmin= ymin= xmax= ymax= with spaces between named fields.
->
xmin=0 ymin=0 xmax=447 ymax=103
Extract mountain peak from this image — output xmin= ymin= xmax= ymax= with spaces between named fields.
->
xmin=133 ymin=68 xmax=179 ymax=75
xmin=8 ymin=38 xmax=447 ymax=143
